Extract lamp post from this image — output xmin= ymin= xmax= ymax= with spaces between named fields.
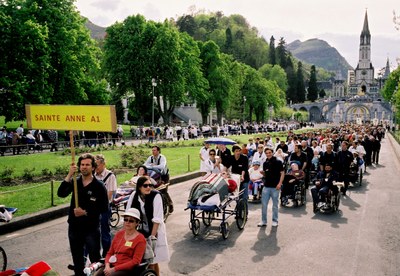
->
xmin=151 ymin=78 xmax=157 ymax=127
xmin=243 ymin=96 xmax=246 ymax=123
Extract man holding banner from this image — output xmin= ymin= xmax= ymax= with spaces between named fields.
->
xmin=58 ymin=153 xmax=109 ymax=276
xmin=26 ymin=104 xmax=117 ymax=274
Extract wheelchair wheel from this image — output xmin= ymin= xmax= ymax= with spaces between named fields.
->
xmin=202 ymin=211 xmax=213 ymax=227
xmin=190 ymin=219 xmax=200 ymax=236
xmin=236 ymin=199 xmax=248 ymax=230
xmin=0 ymin=246 xmax=7 ymax=272
xmin=334 ymin=195 xmax=341 ymax=212
xmin=162 ymin=197 xmax=170 ymax=222
xmin=220 ymin=222 xmax=230 ymax=239
xmin=140 ymin=269 xmax=157 ymax=276
xmin=110 ymin=211 xmax=120 ymax=228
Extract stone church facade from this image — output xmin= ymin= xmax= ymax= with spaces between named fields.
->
xmin=292 ymin=11 xmax=393 ymax=125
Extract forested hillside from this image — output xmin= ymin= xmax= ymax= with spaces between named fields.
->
xmin=287 ymin=39 xmax=352 ymax=78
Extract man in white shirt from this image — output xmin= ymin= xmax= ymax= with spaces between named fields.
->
xmin=144 ymin=146 xmax=168 ymax=177
xmin=94 ymin=154 xmax=117 ymax=258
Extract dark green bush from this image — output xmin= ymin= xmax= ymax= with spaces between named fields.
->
xmin=0 ymin=166 xmax=15 ymax=184
xmin=120 ymin=148 xmax=148 ymax=168
xmin=22 ymin=168 xmax=36 ymax=181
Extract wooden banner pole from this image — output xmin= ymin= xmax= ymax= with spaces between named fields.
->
xmin=69 ymin=130 xmax=79 ymax=208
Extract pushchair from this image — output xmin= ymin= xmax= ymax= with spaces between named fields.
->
xmin=185 ymin=173 xmax=247 ymax=239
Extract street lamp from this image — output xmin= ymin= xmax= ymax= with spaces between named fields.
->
xmin=242 ymin=96 xmax=247 ymax=123
xmin=151 ymin=78 xmax=157 ymax=127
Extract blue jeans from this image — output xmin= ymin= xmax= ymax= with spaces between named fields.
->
xmin=100 ymin=207 xmax=111 ymax=257
xmin=261 ymin=187 xmax=280 ymax=224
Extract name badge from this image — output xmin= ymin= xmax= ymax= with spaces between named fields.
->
xmin=125 ymin=241 xmax=133 ymax=247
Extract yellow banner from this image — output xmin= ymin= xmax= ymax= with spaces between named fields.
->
xmin=25 ymin=105 xmax=117 ymax=132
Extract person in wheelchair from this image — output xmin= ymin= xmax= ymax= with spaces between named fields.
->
xmin=311 ymin=162 xmax=339 ymax=213
xmin=94 ymin=208 xmax=146 ymax=276
xmin=280 ymin=161 xmax=305 ymax=206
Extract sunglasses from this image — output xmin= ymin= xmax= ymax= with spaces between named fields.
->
xmin=142 ymin=184 xmax=154 ymax=188
xmin=124 ymin=218 xmax=138 ymax=223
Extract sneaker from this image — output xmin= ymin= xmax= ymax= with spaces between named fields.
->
xmin=257 ymin=222 xmax=267 ymax=227
xmin=272 ymin=221 xmax=278 ymax=227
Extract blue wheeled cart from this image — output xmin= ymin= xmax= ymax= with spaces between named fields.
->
xmin=186 ymin=189 xmax=247 ymax=239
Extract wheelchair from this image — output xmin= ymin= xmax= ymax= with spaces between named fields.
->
xmin=280 ymin=176 xmax=306 ymax=207
xmin=313 ymin=182 xmax=343 ymax=214
xmin=349 ymin=161 xmax=363 ymax=187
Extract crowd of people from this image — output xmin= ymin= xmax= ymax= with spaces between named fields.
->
xmin=198 ymin=122 xmax=386 ymax=226
xmin=128 ymin=121 xmax=305 ymax=143
xmin=4 ymin=121 xmax=387 ymax=275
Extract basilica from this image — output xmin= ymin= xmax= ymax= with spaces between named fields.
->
xmin=292 ymin=11 xmax=393 ymax=125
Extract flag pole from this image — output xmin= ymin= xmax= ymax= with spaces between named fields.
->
xmin=69 ymin=130 xmax=79 ymax=208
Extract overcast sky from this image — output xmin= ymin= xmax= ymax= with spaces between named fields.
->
xmin=75 ymin=0 xmax=400 ymax=72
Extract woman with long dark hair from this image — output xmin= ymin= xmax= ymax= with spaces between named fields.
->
xmin=126 ymin=176 xmax=169 ymax=276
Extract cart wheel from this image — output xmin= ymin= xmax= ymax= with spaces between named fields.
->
xmin=0 ymin=246 xmax=7 ymax=272
xmin=202 ymin=211 xmax=213 ymax=227
xmin=221 ymin=222 xmax=230 ymax=239
xmin=139 ymin=269 xmax=157 ymax=276
xmin=191 ymin=219 xmax=200 ymax=236
xmin=109 ymin=211 xmax=120 ymax=228
xmin=236 ymin=199 xmax=247 ymax=230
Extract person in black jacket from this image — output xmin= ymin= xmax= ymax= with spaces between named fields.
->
xmin=319 ymin=144 xmax=338 ymax=171
xmin=58 ymin=153 xmax=109 ymax=276
xmin=311 ymin=162 xmax=339 ymax=212
xmin=337 ymin=141 xmax=354 ymax=195
xmin=371 ymin=136 xmax=381 ymax=164
xmin=226 ymin=145 xmax=249 ymax=204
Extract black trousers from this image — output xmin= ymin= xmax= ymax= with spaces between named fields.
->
xmin=372 ymin=150 xmax=380 ymax=164
xmin=68 ymin=225 xmax=101 ymax=276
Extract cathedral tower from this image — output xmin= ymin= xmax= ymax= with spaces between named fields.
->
xmin=348 ymin=10 xmax=379 ymax=96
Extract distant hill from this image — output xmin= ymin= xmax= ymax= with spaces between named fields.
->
xmin=287 ymin=38 xmax=352 ymax=79
xmin=84 ymin=19 xmax=106 ymax=40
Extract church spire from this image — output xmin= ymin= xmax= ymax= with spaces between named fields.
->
xmin=360 ymin=10 xmax=371 ymax=45
xmin=383 ymin=58 xmax=390 ymax=79
xmin=361 ymin=10 xmax=370 ymax=37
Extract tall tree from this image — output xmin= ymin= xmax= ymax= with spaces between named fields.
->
xmin=296 ymin=61 xmax=306 ymax=103
xmin=285 ymin=55 xmax=297 ymax=104
xmin=0 ymin=0 xmax=107 ymax=122
xmin=104 ymin=16 xmax=206 ymax=125
xmin=224 ymin=27 xmax=233 ymax=54
xmin=176 ymin=14 xmax=197 ymax=36
xmin=276 ymin=37 xmax=287 ymax=69
xmin=307 ymin=65 xmax=318 ymax=102
xmin=258 ymin=64 xmax=288 ymax=92
xmin=269 ymin=36 xmax=276 ymax=65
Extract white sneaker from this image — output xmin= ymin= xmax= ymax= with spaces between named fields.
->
xmin=272 ymin=221 xmax=278 ymax=227
xmin=257 ymin=222 xmax=267 ymax=227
